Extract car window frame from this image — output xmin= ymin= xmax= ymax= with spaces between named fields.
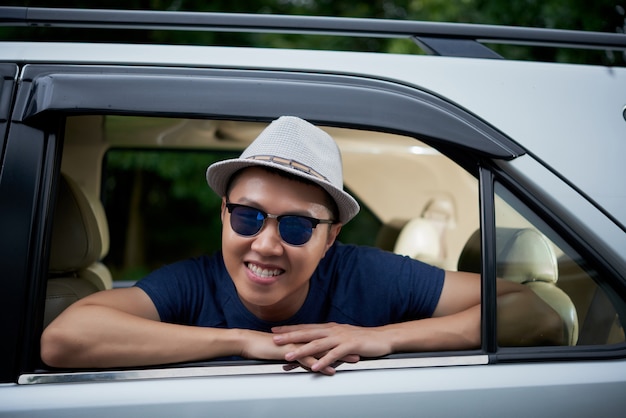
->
xmin=481 ymin=159 xmax=626 ymax=362
xmin=8 ymin=63 xmax=501 ymax=382
xmin=0 ymin=63 xmax=20 ymax=382
xmin=0 ymin=64 xmax=17 ymax=156
xmin=7 ymin=62 xmax=625 ymax=384
xmin=0 ymin=67 xmax=64 ymax=382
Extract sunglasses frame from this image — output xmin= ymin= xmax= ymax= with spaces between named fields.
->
xmin=225 ymin=202 xmax=335 ymax=246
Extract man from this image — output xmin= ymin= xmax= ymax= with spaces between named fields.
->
xmin=41 ymin=116 xmax=563 ymax=375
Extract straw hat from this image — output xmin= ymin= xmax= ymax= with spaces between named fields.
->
xmin=206 ymin=116 xmax=360 ymax=224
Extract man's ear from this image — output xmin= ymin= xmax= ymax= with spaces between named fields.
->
xmin=220 ymin=197 xmax=227 ymax=223
xmin=324 ymin=223 xmax=342 ymax=254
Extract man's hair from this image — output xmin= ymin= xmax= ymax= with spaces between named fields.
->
xmin=225 ymin=166 xmax=340 ymax=221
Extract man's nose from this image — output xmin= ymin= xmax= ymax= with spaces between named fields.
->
xmin=250 ymin=219 xmax=284 ymax=255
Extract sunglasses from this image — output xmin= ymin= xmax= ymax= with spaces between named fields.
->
xmin=225 ymin=202 xmax=334 ymax=246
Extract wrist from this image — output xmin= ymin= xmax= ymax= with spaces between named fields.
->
xmin=380 ymin=324 xmax=408 ymax=354
xmin=225 ymin=327 xmax=250 ymax=357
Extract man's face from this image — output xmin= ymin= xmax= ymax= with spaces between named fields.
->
xmin=221 ymin=167 xmax=341 ymax=322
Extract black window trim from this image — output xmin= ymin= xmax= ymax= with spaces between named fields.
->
xmin=0 ymin=63 xmax=18 ymax=166
xmin=14 ymin=64 xmax=525 ymax=160
xmin=478 ymin=166 xmax=498 ymax=356
xmin=0 ymin=121 xmax=62 ymax=383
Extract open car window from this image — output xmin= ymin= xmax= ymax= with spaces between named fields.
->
xmin=34 ymin=113 xmax=625 ymax=385
xmin=31 ymin=114 xmax=487 ymax=379
xmin=99 ymin=116 xmax=479 ymax=282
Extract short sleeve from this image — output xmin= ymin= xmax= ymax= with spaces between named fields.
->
xmin=135 ymin=257 xmax=213 ymax=325
xmin=316 ymin=243 xmax=445 ymax=325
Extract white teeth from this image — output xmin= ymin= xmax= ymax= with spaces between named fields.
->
xmin=247 ymin=263 xmax=283 ymax=278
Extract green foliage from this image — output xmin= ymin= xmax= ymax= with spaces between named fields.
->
xmin=103 ymin=147 xmax=239 ymax=279
xmin=105 ymin=149 xmax=218 ymax=211
xmin=3 ymin=0 xmax=623 ymax=64
xmin=337 ymin=200 xmax=381 ymax=247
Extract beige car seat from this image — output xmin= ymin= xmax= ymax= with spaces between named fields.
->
xmin=44 ymin=173 xmax=112 ymax=328
xmin=393 ymin=218 xmax=445 ymax=267
xmin=458 ymin=228 xmax=578 ymax=346
xmin=389 ymin=197 xmax=455 ymax=268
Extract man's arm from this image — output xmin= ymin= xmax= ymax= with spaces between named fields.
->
xmin=41 ymin=287 xmax=296 ymax=369
xmin=272 ymin=271 xmax=565 ymax=374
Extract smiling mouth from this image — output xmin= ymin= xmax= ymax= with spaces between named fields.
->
xmin=246 ymin=262 xmax=284 ymax=279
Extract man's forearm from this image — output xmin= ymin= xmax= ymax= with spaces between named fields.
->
xmin=382 ymin=305 xmax=482 ymax=354
xmin=41 ymin=304 xmax=246 ymax=368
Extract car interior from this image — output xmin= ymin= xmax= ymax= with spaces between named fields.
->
xmin=43 ymin=114 xmax=624 ymax=369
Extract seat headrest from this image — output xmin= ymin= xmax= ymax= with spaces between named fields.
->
xmin=458 ymin=228 xmax=558 ymax=284
xmin=48 ymin=174 xmax=109 ymax=274
xmin=393 ymin=218 xmax=443 ymax=267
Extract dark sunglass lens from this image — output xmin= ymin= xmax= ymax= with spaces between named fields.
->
xmin=279 ymin=216 xmax=314 ymax=245
xmin=230 ymin=206 xmax=265 ymax=236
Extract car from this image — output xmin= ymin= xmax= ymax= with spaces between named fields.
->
xmin=0 ymin=6 xmax=625 ymax=417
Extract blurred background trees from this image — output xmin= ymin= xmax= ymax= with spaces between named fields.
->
xmin=3 ymin=0 xmax=626 ymax=64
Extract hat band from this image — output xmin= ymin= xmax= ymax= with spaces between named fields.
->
xmin=247 ymin=155 xmax=329 ymax=182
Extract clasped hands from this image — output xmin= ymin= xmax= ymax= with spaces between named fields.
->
xmin=265 ymin=322 xmax=392 ymax=376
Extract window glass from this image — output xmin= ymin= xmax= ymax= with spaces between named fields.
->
xmin=494 ymin=182 xmax=625 ymax=347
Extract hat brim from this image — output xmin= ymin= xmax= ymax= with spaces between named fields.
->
xmin=206 ymin=158 xmax=360 ymax=224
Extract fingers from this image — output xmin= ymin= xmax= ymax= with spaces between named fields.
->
xmin=281 ymin=344 xmax=360 ymax=375
xmin=271 ymin=323 xmax=339 ymax=346
xmin=272 ymin=323 xmax=367 ymax=375
xmin=340 ymin=354 xmax=360 ymax=363
xmin=282 ymin=362 xmax=301 ymax=372
xmin=272 ymin=323 xmax=360 ymax=374
xmin=273 ymin=331 xmax=327 ymax=347
xmin=283 ymin=336 xmax=337 ymax=362
xmin=282 ymin=356 xmax=337 ymax=376
xmin=238 ymin=327 xmax=359 ymax=376
xmin=286 ymin=343 xmax=357 ymax=374
xmin=283 ymin=357 xmax=356 ymax=376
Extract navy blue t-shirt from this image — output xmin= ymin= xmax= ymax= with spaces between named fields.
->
xmin=136 ymin=242 xmax=445 ymax=332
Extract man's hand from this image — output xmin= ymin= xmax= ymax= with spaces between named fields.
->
xmin=238 ymin=327 xmax=359 ymax=376
xmin=271 ymin=323 xmax=391 ymax=375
